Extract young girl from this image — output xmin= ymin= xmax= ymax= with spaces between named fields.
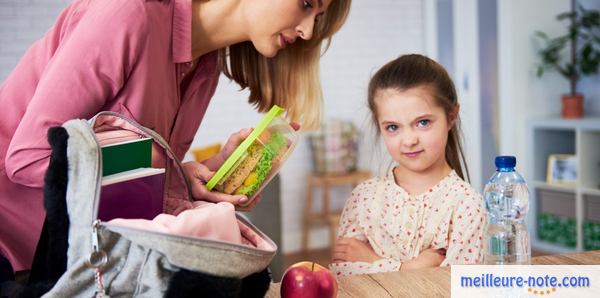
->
xmin=0 ymin=0 xmax=351 ymax=275
xmin=330 ymin=54 xmax=485 ymax=276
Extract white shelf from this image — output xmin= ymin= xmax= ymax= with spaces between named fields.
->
xmin=532 ymin=240 xmax=577 ymax=255
xmin=581 ymin=187 xmax=600 ymax=197
xmin=528 ymin=118 xmax=600 ymax=253
xmin=532 ymin=181 xmax=576 ymax=193
xmin=529 ymin=118 xmax=600 ymax=130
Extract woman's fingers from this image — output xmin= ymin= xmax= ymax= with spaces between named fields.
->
xmin=183 ymin=161 xmax=249 ymax=205
xmin=194 ymin=182 xmax=248 ymax=205
xmin=222 ymin=123 xmax=297 ymax=159
xmin=182 ymin=158 xmax=266 ymax=211
xmin=183 ymin=161 xmax=214 ymax=182
xmin=201 ymin=189 xmax=248 ymax=205
xmin=235 ymin=195 xmax=261 ymax=211
xmin=200 ymin=128 xmax=250 ymax=171
xmin=221 ymin=128 xmax=252 ymax=158
xmin=290 ymin=122 xmax=301 ymax=131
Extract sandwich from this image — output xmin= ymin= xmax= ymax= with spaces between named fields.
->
xmin=216 ymin=131 xmax=287 ymax=197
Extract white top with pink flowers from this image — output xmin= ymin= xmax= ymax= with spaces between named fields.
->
xmin=329 ymin=168 xmax=485 ymax=277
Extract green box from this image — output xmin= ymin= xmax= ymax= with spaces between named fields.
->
xmin=101 ymin=137 xmax=152 ymax=176
xmin=537 ymin=213 xmax=576 ymax=247
xmin=584 ymin=220 xmax=600 ymax=250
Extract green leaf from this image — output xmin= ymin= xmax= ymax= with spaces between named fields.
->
xmin=581 ymin=50 xmax=600 ymax=75
xmin=555 ymin=36 xmax=570 ymax=45
xmin=534 ymin=5 xmax=600 ymax=83
xmin=582 ymin=43 xmax=593 ymax=57
xmin=557 ymin=11 xmax=576 ymax=21
xmin=535 ymin=31 xmax=549 ymax=40
xmin=536 ymin=66 xmax=544 ymax=77
xmin=569 ymin=27 xmax=578 ymax=40
xmin=581 ymin=10 xmax=600 ymax=28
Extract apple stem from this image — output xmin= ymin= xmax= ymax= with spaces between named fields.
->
xmin=311 ymin=262 xmax=315 ymax=272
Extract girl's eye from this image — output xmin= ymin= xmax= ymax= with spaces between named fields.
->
xmin=303 ymin=0 xmax=314 ymax=9
xmin=385 ymin=124 xmax=398 ymax=132
xmin=417 ymin=119 xmax=430 ymax=128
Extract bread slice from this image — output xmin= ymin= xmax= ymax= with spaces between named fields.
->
xmin=219 ymin=144 xmax=263 ymax=194
xmin=233 ymin=132 xmax=287 ymax=196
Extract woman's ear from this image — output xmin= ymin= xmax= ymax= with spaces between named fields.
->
xmin=448 ymin=103 xmax=460 ymax=129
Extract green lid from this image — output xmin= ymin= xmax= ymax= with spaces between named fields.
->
xmin=206 ymin=105 xmax=285 ymax=191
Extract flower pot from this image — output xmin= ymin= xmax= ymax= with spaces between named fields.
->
xmin=561 ymin=94 xmax=584 ymax=119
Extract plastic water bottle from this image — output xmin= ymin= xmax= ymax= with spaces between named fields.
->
xmin=483 ymin=156 xmax=531 ymax=265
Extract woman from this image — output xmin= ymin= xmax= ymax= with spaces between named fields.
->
xmin=0 ymin=0 xmax=351 ymax=275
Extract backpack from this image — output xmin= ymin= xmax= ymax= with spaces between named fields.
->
xmin=29 ymin=112 xmax=276 ymax=297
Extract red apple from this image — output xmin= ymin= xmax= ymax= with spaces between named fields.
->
xmin=280 ymin=261 xmax=337 ymax=298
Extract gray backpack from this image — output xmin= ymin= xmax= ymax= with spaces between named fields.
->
xmin=41 ymin=112 xmax=277 ymax=297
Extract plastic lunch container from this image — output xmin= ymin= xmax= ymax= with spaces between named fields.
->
xmin=206 ymin=105 xmax=298 ymax=206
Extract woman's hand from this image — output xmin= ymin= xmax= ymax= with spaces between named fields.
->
xmin=183 ymin=161 xmax=248 ymax=203
xmin=202 ymin=122 xmax=300 ymax=171
xmin=188 ymin=121 xmax=300 ymax=210
xmin=290 ymin=122 xmax=301 ymax=131
xmin=182 ymin=161 xmax=261 ymax=211
xmin=400 ymin=248 xmax=446 ymax=270
xmin=202 ymin=128 xmax=252 ymax=171
xmin=331 ymin=237 xmax=382 ymax=263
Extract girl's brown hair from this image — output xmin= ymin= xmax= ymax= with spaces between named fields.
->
xmin=367 ymin=54 xmax=469 ymax=181
xmin=219 ymin=0 xmax=352 ymax=130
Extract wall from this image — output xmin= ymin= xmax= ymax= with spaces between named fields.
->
xmin=435 ymin=0 xmax=454 ymax=85
xmin=453 ymin=0 xmax=483 ymax=190
xmin=0 ymin=0 xmax=71 ymax=81
xmin=498 ymin=0 xmax=600 ymax=179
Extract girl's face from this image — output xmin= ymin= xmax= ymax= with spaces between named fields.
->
xmin=245 ymin=0 xmax=331 ymax=57
xmin=375 ymin=87 xmax=454 ymax=175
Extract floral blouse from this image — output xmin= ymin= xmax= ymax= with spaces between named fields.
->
xmin=330 ymin=168 xmax=485 ymax=277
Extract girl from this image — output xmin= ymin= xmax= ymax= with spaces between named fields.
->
xmin=330 ymin=54 xmax=485 ymax=276
xmin=0 ymin=0 xmax=351 ymax=275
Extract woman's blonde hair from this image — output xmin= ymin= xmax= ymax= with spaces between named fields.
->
xmin=219 ymin=0 xmax=352 ymax=130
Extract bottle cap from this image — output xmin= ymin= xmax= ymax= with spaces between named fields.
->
xmin=495 ymin=155 xmax=516 ymax=168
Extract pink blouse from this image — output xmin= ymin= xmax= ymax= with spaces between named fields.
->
xmin=0 ymin=0 xmax=220 ymax=271
xmin=330 ymin=168 xmax=485 ymax=276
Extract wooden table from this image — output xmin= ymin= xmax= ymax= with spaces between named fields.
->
xmin=265 ymin=250 xmax=600 ymax=297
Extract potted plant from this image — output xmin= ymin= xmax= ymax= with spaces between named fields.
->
xmin=534 ymin=0 xmax=600 ymax=118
